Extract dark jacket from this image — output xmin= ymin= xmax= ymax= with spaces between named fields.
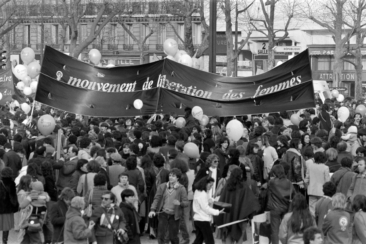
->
xmin=322 ymin=208 xmax=352 ymax=244
xmin=120 ymin=202 xmax=141 ymax=244
xmin=3 ymin=150 xmax=22 ymax=179
xmin=53 ymin=157 xmax=78 ymax=190
xmin=319 ymin=110 xmax=332 ymax=133
xmin=203 ymin=138 xmax=215 ymax=153
xmin=267 ymin=177 xmax=296 ymax=213
xmin=44 ymin=175 xmax=58 ymax=202
xmin=90 ymin=205 xmax=127 ymax=243
xmin=125 ymin=169 xmax=145 ymax=194
xmin=330 ymin=167 xmax=356 ymax=196
xmin=150 ymin=182 xmax=188 ymax=220
xmin=50 ymin=200 xmax=68 ymax=242
xmin=0 ymin=178 xmax=19 ymax=214
xmin=325 ymin=159 xmax=341 ymax=173
xmin=98 ymin=166 xmax=112 ymax=190
xmin=64 ymin=207 xmax=92 ymax=244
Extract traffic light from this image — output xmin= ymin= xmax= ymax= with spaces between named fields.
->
xmin=0 ymin=51 xmax=6 ymax=69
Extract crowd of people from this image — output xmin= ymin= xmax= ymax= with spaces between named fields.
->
xmin=0 ymin=98 xmax=366 ymax=244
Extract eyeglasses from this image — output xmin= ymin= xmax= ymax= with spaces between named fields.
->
xmin=101 ymin=197 xmax=110 ymax=201
xmin=213 ymin=160 xmax=219 ymax=163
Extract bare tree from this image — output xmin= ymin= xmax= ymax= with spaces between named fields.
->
xmin=194 ymin=0 xmax=210 ymax=58
xmin=342 ymin=0 xmax=366 ymax=100
xmin=163 ymin=0 xmax=200 ymax=57
xmin=306 ymin=0 xmax=356 ymax=88
xmin=250 ymin=0 xmax=298 ymax=70
xmin=220 ymin=0 xmax=253 ymax=76
xmin=61 ymin=0 xmax=124 ymax=58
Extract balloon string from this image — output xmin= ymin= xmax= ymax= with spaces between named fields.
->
xmin=29 ymin=101 xmax=35 ymax=125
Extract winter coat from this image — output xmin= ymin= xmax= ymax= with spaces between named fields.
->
xmin=330 ymin=167 xmax=356 ymax=196
xmin=352 ymin=211 xmax=366 ymax=244
xmin=347 ymin=173 xmax=366 ymax=202
xmin=214 ymin=148 xmax=228 ymax=178
xmin=305 ymin=161 xmax=330 ymax=196
xmin=267 ymin=178 xmax=296 ymax=213
xmin=0 ymin=178 xmax=19 ymax=214
xmin=64 ymin=207 xmax=92 ymax=244
xmin=3 ymin=150 xmax=22 ymax=179
xmin=282 ymin=148 xmax=305 ymax=183
xmin=53 ymin=157 xmax=78 ymax=190
xmin=322 ymin=208 xmax=352 ymax=244
xmin=90 ymin=205 xmax=127 ymax=244
xmin=125 ymin=169 xmax=145 ymax=194
xmin=120 ymin=202 xmax=141 ymax=244
xmin=49 ymin=199 xmax=68 ymax=243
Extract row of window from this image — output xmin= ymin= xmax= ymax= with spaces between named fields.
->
xmin=15 ymin=22 xmax=202 ymax=46
xmin=317 ymin=57 xmax=366 ymax=70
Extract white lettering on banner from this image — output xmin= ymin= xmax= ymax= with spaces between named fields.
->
xmin=319 ymin=73 xmax=355 ymax=80
xmin=56 ymin=70 xmax=303 ymax=101
xmin=252 ymin=76 xmax=302 ymax=98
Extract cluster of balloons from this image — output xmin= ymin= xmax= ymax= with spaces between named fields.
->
xmin=331 ymin=89 xmax=344 ymax=102
xmin=163 ymin=38 xmax=200 ymax=69
xmin=12 ymin=47 xmax=40 ymax=98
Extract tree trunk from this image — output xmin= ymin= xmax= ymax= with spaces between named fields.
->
xmin=40 ymin=23 xmax=45 ymax=62
xmin=355 ymin=33 xmax=363 ymax=100
xmin=267 ymin=39 xmax=275 ymax=70
xmin=60 ymin=24 xmax=67 ymax=53
xmin=184 ymin=15 xmax=194 ymax=56
xmin=333 ymin=46 xmax=343 ymax=88
xmin=70 ymin=30 xmax=78 ymax=58
xmin=224 ymin=0 xmax=233 ymax=76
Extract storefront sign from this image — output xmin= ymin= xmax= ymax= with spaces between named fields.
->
xmin=309 ymin=48 xmax=366 ymax=56
xmin=329 ymin=87 xmax=348 ymax=91
xmin=318 ymin=73 xmax=355 ymax=81
xmin=274 ymin=46 xmax=302 ymax=53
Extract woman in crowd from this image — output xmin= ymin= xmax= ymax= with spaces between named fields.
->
xmin=0 ymin=168 xmax=19 ymax=244
xmin=216 ymin=168 xmax=259 ymax=244
xmin=193 ymin=154 xmax=220 ymax=193
xmin=279 ymin=193 xmax=315 ymax=244
xmin=49 ymin=187 xmax=75 ymax=244
xmin=84 ymin=173 xmax=108 ymax=216
xmin=325 ymin=148 xmax=341 ymax=173
xmin=192 ymin=176 xmax=224 ymax=244
xmin=276 ymin=135 xmax=289 ymax=159
xmin=77 ymin=160 xmax=101 ymax=197
xmin=70 ymin=159 xmax=88 ymax=193
xmin=301 ymin=133 xmax=312 ymax=156
xmin=305 ymin=152 xmax=330 ymax=217
xmin=124 ymin=156 xmax=145 ymax=196
xmin=246 ymin=142 xmax=263 ymax=184
xmin=315 ymin=182 xmax=336 ymax=230
xmin=64 ymin=196 xmax=95 ymax=244
xmin=352 ymin=194 xmax=366 ymax=244
xmin=323 ymin=193 xmax=352 ymax=244
xmin=261 ymin=133 xmax=278 ymax=181
xmin=120 ymin=189 xmax=141 ymax=244
xmin=347 ymin=157 xmax=366 ymax=202
xmin=214 ymin=137 xmax=229 ymax=178
xmin=267 ymin=164 xmax=296 ymax=244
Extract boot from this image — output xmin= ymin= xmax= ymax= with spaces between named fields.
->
xmin=2 ymin=231 xmax=9 ymax=244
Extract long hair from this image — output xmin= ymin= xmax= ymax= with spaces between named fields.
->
xmin=226 ymin=168 xmax=244 ymax=191
xmin=18 ymin=175 xmax=32 ymax=193
xmin=289 ymin=194 xmax=314 ymax=233
xmin=41 ymin=160 xmax=54 ymax=180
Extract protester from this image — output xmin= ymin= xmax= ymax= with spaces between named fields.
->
xmin=148 ymin=168 xmax=188 ymax=244
xmin=192 ymin=176 xmax=224 ymax=244
xmin=305 ymin=152 xmax=330 ymax=216
xmin=49 ymin=187 xmax=75 ymax=243
xmin=64 ymin=196 xmax=94 ymax=244
xmin=90 ymin=191 xmax=127 ymax=243
xmin=120 ymin=189 xmax=141 ymax=244
xmin=352 ymin=194 xmax=366 ymax=244
xmin=266 ymin=164 xmax=296 ymax=244
xmin=330 ymin=157 xmax=356 ymax=196
xmin=322 ymin=193 xmax=352 ymax=244
xmin=303 ymin=226 xmax=323 ymax=244
xmin=314 ymin=182 xmax=336 ymax=230
xmin=0 ymin=168 xmax=19 ymax=244
xmin=347 ymin=157 xmax=366 ymax=201
xmin=279 ymin=193 xmax=315 ymax=244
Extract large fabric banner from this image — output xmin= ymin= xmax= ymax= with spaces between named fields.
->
xmin=36 ymin=46 xmax=315 ymax=117
xmin=0 ymin=69 xmax=16 ymax=105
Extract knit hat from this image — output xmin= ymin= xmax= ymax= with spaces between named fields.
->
xmin=110 ymin=152 xmax=122 ymax=162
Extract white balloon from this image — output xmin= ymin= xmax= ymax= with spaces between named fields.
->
xmin=226 ymin=119 xmax=244 ymax=142
xmin=192 ymin=106 xmax=203 ymax=121
xmin=23 ymin=87 xmax=32 ymax=96
xmin=337 ymin=106 xmax=349 ymax=123
xmin=0 ymin=93 xmax=3 ymax=100
xmin=13 ymin=64 xmax=28 ymax=81
xmin=30 ymin=81 xmax=38 ymax=93
xmin=16 ymin=82 xmax=25 ymax=90
xmin=21 ymin=103 xmax=31 ymax=114
xmin=178 ymin=54 xmax=193 ymax=67
xmin=337 ymin=94 xmax=345 ymax=102
xmin=13 ymin=100 xmax=19 ymax=107
xmin=133 ymin=99 xmax=143 ymax=110
xmin=192 ymin=58 xmax=201 ymax=69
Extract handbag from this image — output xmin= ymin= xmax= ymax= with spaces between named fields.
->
xmin=84 ymin=188 xmax=94 ymax=218
xmin=102 ymin=208 xmax=129 ymax=244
